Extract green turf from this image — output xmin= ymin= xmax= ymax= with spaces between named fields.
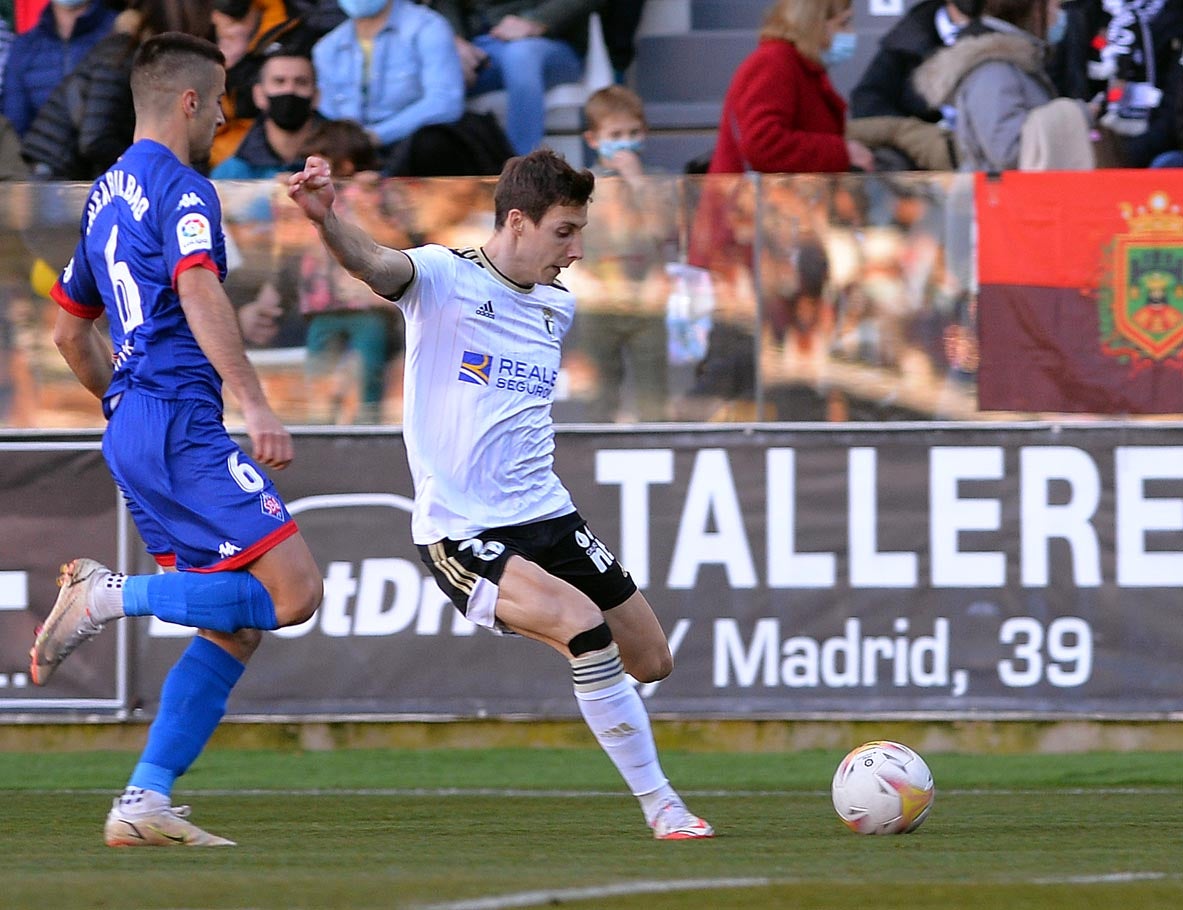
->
xmin=0 ymin=749 xmax=1178 ymax=909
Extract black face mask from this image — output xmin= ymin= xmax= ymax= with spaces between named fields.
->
xmin=265 ymin=93 xmax=314 ymax=132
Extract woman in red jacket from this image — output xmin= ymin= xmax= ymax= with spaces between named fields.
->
xmin=709 ymin=0 xmax=873 ymax=174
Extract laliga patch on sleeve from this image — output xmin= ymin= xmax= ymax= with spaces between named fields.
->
xmin=177 ymin=212 xmax=213 ymax=256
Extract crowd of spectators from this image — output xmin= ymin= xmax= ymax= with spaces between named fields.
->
xmin=1 ymin=0 xmax=1181 ymax=426
xmin=0 ymin=0 xmax=1178 ymax=181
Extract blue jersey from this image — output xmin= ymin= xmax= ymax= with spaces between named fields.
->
xmin=52 ymin=139 xmax=229 ymax=413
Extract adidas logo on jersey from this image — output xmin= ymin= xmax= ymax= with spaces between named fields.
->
xmin=177 ymin=192 xmax=204 ymax=210
xmin=476 ymin=300 xmax=495 ymax=319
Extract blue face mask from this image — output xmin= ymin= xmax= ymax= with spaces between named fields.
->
xmin=597 ymin=137 xmax=644 ymax=160
xmin=338 ymin=0 xmax=389 ymax=18
xmin=822 ymin=31 xmax=858 ymax=68
xmin=1046 ymin=9 xmax=1067 ymax=45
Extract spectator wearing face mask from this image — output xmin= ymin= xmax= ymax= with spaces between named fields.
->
xmin=211 ymin=0 xmax=321 ymax=169
xmin=914 ymin=0 xmax=1093 ymax=171
xmin=212 ymin=46 xmax=325 ymax=178
xmin=312 ymin=0 xmax=468 ymax=175
xmin=574 ymin=84 xmax=678 ymax=424
xmin=212 ymin=47 xmax=328 ymax=353
xmin=707 ymin=0 xmax=874 ymax=174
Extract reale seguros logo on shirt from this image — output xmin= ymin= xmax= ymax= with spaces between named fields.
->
xmin=456 ymin=351 xmax=557 ymax=398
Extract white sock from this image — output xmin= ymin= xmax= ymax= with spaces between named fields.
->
xmin=637 ymin=781 xmax=680 ymax=822
xmin=571 ymin=644 xmax=670 ymax=822
xmin=89 ymin=572 xmax=127 ymax=624
xmin=117 ymin=786 xmax=168 ymax=814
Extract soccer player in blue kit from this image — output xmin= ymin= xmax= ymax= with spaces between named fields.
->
xmin=30 ymin=33 xmax=323 ymax=846
xmin=288 ymin=148 xmax=714 ymax=839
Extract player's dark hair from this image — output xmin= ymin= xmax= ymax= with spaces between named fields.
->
xmin=131 ymin=32 xmax=225 ymax=114
xmin=493 ymin=149 xmax=595 ymax=228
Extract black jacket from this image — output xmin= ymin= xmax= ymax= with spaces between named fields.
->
xmin=851 ymin=0 xmax=948 ymax=121
xmin=21 ymin=31 xmax=138 ymax=180
xmin=1122 ymin=0 xmax=1183 ymax=167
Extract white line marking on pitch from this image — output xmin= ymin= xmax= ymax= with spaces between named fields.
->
xmin=25 ymin=786 xmax=1179 ymax=798
xmin=1033 ymin=872 xmax=1170 ymax=884
xmin=415 ymin=872 xmax=1179 ymax=910
xmin=417 ymin=878 xmax=773 ymax=910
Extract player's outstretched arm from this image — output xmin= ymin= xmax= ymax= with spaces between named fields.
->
xmin=288 ymin=156 xmax=414 ymax=299
xmin=53 ymin=309 xmax=111 ymax=400
xmin=176 ymin=266 xmax=293 ymax=470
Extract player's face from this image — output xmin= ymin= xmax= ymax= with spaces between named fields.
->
xmin=519 ymin=204 xmax=587 ymax=284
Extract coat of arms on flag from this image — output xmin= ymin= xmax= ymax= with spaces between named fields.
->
xmin=1097 ymin=192 xmax=1183 ymax=370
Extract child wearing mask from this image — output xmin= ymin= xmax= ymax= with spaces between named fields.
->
xmin=572 ymin=86 xmax=688 ymax=423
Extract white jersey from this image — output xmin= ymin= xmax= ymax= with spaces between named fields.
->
xmin=396 ymin=245 xmax=576 ymax=544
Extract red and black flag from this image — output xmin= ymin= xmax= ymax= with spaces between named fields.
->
xmin=976 ymin=171 xmax=1183 ymax=413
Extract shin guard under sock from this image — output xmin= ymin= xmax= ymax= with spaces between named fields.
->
xmin=122 ymin=571 xmax=278 ymax=632
xmin=128 ymin=637 xmax=246 ymax=799
xmin=572 ymin=643 xmax=669 ymax=801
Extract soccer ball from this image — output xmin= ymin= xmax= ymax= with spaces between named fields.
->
xmin=831 ymin=740 xmax=935 ymax=835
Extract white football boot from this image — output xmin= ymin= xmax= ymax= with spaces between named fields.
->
xmin=29 ymin=558 xmax=110 ymax=685
xmin=104 ymin=796 xmax=236 ymax=847
xmin=651 ymin=798 xmax=715 ymax=840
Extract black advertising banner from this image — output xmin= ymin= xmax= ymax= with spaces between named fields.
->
xmin=4 ymin=426 xmax=1182 ymax=718
xmin=0 ymin=440 xmax=124 ymax=709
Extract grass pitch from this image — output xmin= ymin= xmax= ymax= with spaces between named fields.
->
xmin=0 ymin=748 xmax=1178 ymax=909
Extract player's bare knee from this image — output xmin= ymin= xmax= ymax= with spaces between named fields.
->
xmin=630 ymin=647 xmax=673 ymax=684
xmin=272 ymin=565 xmax=323 ymax=627
xmin=275 ymin=580 xmax=322 ymax=627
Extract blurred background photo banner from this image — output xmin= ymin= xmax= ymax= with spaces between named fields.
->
xmin=976 ymin=171 xmax=1183 ymax=414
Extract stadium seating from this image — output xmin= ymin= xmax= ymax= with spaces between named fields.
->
xmin=465 ymin=11 xmax=614 ymax=164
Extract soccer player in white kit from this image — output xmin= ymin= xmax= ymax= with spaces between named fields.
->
xmin=288 ymin=149 xmax=713 ymax=839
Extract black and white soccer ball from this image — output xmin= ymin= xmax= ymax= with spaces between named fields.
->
xmin=831 ymin=740 xmax=935 ymax=835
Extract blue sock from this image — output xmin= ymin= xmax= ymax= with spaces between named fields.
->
xmin=128 ymin=637 xmax=246 ymax=799
xmin=122 ymin=571 xmax=278 ymax=632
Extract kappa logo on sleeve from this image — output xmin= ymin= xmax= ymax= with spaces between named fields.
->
xmin=177 ymin=192 xmax=205 ymax=210
xmin=177 ymin=213 xmax=213 ymax=256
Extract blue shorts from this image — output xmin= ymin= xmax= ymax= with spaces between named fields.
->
xmin=103 ymin=388 xmax=297 ymax=571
